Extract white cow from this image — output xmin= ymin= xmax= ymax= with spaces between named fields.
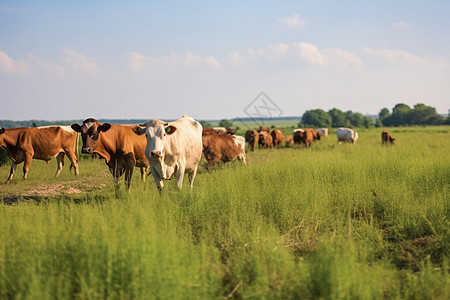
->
xmin=336 ymin=128 xmax=359 ymax=144
xmin=232 ymin=135 xmax=247 ymax=165
xmin=315 ymin=128 xmax=328 ymax=137
xmin=133 ymin=115 xmax=203 ymax=192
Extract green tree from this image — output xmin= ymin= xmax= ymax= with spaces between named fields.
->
xmin=328 ymin=108 xmax=349 ymax=127
xmin=348 ymin=112 xmax=365 ymax=127
xmin=300 ymin=109 xmax=332 ymax=128
xmin=218 ymin=119 xmax=233 ymax=128
xmin=378 ymin=108 xmax=390 ymax=125
xmin=384 ymin=103 xmax=411 ymax=126
xmin=409 ymin=103 xmax=443 ymax=125
xmin=199 ymin=120 xmax=212 ymax=128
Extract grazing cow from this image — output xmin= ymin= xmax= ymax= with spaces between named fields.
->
xmin=203 ymin=127 xmax=235 ymax=135
xmin=293 ymin=129 xmax=304 ymax=145
xmin=259 ymin=126 xmax=270 ymax=133
xmin=133 ymin=116 xmax=203 ymax=192
xmin=232 ymin=135 xmax=247 ymax=165
xmin=202 ymin=133 xmax=242 ymax=169
xmin=245 ymin=130 xmax=259 ymax=151
xmin=315 ymin=128 xmax=328 ymax=137
xmin=381 ymin=131 xmax=395 ymax=144
xmin=283 ymin=135 xmax=294 ymax=147
xmin=0 ymin=126 xmax=79 ymax=182
xmin=337 ymin=128 xmax=359 ymax=144
xmin=271 ymin=129 xmax=285 ymax=148
xmin=71 ymin=119 xmax=149 ymax=189
xmin=294 ymin=129 xmax=314 ymax=148
xmin=259 ymin=131 xmax=273 ymax=149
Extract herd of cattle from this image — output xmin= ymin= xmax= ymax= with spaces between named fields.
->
xmin=0 ymin=116 xmax=395 ymax=193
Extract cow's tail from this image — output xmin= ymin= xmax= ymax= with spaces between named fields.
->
xmin=70 ymin=132 xmax=79 ymax=173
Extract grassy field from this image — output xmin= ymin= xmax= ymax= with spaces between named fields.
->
xmin=0 ymin=126 xmax=449 ymax=299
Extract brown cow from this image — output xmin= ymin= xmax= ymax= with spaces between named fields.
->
xmin=283 ymin=135 xmax=294 ymax=147
xmin=202 ymin=134 xmax=242 ymax=169
xmin=271 ymin=129 xmax=284 ymax=148
xmin=382 ymin=130 xmax=395 ymax=144
xmin=245 ymin=130 xmax=259 ymax=151
xmin=0 ymin=126 xmax=79 ymax=182
xmin=293 ymin=129 xmax=314 ymax=148
xmin=203 ymin=127 xmax=235 ymax=135
xmin=259 ymin=131 xmax=273 ymax=149
xmin=71 ymin=119 xmax=149 ymax=189
xmin=259 ymin=126 xmax=270 ymax=133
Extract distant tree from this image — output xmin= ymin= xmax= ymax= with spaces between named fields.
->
xmin=363 ymin=116 xmax=375 ymax=128
xmin=348 ymin=111 xmax=365 ymax=127
xmin=218 ymin=119 xmax=233 ymax=128
xmin=378 ymin=108 xmax=390 ymax=125
xmin=375 ymin=119 xmax=383 ymax=127
xmin=409 ymin=103 xmax=443 ymax=125
xmin=328 ymin=108 xmax=349 ymax=127
xmin=199 ymin=120 xmax=212 ymax=128
xmin=300 ymin=109 xmax=332 ymax=128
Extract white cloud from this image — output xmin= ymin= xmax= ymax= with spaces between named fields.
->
xmin=229 ymin=42 xmax=362 ymax=67
xmin=363 ymin=48 xmax=446 ymax=67
xmin=278 ymin=14 xmax=307 ymax=28
xmin=392 ymin=21 xmax=410 ymax=30
xmin=126 ymin=51 xmax=222 ymax=71
xmin=0 ymin=50 xmax=29 ymax=76
xmin=61 ymin=49 xmax=99 ymax=73
xmin=27 ymin=53 xmax=65 ymax=78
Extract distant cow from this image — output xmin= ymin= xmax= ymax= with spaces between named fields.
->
xmin=337 ymin=128 xmax=359 ymax=144
xmin=232 ymin=135 xmax=247 ymax=165
xmin=283 ymin=135 xmax=294 ymax=147
xmin=315 ymin=128 xmax=328 ymax=137
xmin=309 ymin=128 xmax=321 ymax=141
xmin=71 ymin=119 xmax=149 ymax=189
xmin=259 ymin=131 xmax=273 ymax=149
xmin=203 ymin=127 xmax=235 ymax=135
xmin=245 ymin=130 xmax=259 ymax=151
xmin=381 ymin=131 xmax=395 ymax=144
xmin=294 ymin=129 xmax=314 ymax=148
xmin=202 ymin=133 xmax=242 ymax=169
xmin=133 ymin=116 xmax=203 ymax=192
xmin=0 ymin=126 xmax=79 ymax=182
xmin=293 ymin=129 xmax=304 ymax=145
xmin=271 ymin=129 xmax=284 ymax=148
xmin=259 ymin=126 xmax=270 ymax=133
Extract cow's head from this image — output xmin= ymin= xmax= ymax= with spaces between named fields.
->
xmin=71 ymin=118 xmax=111 ymax=154
xmin=133 ymin=119 xmax=177 ymax=159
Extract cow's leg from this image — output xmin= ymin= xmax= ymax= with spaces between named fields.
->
xmin=188 ymin=167 xmax=198 ymax=190
xmin=55 ymin=152 xmax=65 ymax=178
xmin=124 ymin=156 xmax=135 ymax=190
xmin=66 ymin=151 xmax=79 ymax=176
xmin=140 ymin=166 xmax=150 ymax=182
xmin=22 ymin=154 xmax=32 ymax=180
xmin=6 ymin=161 xmax=17 ymax=183
xmin=207 ymin=157 xmax=220 ymax=170
xmin=109 ymin=167 xmax=120 ymax=188
xmin=175 ymin=165 xmax=186 ymax=190
xmin=241 ymin=152 xmax=247 ymax=165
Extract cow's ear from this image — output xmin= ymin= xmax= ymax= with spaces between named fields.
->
xmin=132 ymin=126 xmax=146 ymax=136
xmin=99 ymin=123 xmax=111 ymax=132
xmin=165 ymin=125 xmax=177 ymax=135
xmin=0 ymin=127 xmax=5 ymax=134
xmin=71 ymin=124 xmax=82 ymax=132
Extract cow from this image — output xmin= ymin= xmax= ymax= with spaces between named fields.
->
xmin=259 ymin=131 xmax=273 ymax=149
xmin=133 ymin=115 xmax=203 ymax=192
xmin=381 ymin=130 xmax=395 ymax=144
xmin=294 ymin=129 xmax=314 ymax=148
xmin=271 ymin=129 xmax=284 ymax=148
xmin=293 ymin=129 xmax=304 ymax=145
xmin=71 ymin=118 xmax=149 ymax=189
xmin=245 ymin=130 xmax=259 ymax=151
xmin=283 ymin=135 xmax=294 ymax=147
xmin=202 ymin=133 xmax=242 ymax=169
xmin=259 ymin=126 xmax=270 ymax=133
xmin=232 ymin=135 xmax=247 ymax=165
xmin=337 ymin=128 xmax=359 ymax=144
xmin=315 ymin=128 xmax=328 ymax=137
xmin=0 ymin=126 xmax=79 ymax=182
xmin=203 ymin=127 xmax=235 ymax=135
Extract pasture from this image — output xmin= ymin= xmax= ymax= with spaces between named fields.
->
xmin=0 ymin=126 xmax=449 ymax=299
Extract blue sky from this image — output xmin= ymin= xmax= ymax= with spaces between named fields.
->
xmin=1 ymin=0 xmax=449 ymax=120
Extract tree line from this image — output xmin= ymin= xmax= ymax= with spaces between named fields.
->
xmin=300 ymin=103 xmax=449 ymax=128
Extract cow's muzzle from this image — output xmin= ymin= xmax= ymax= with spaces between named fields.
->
xmin=150 ymin=150 xmax=162 ymax=158
xmin=82 ymin=147 xmax=94 ymax=154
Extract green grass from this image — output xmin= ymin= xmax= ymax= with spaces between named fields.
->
xmin=0 ymin=127 xmax=449 ymax=299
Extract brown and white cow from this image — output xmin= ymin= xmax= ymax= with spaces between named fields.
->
xmin=259 ymin=131 xmax=273 ymax=149
xmin=293 ymin=129 xmax=314 ymax=148
xmin=202 ymin=133 xmax=242 ymax=169
xmin=71 ymin=118 xmax=149 ymax=189
xmin=381 ymin=131 xmax=395 ymax=144
xmin=133 ymin=115 xmax=203 ymax=192
xmin=271 ymin=129 xmax=284 ymax=148
xmin=337 ymin=128 xmax=359 ymax=144
xmin=232 ymin=135 xmax=247 ymax=165
xmin=245 ymin=130 xmax=259 ymax=151
xmin=0 ymin=126 xmax=79 ymax=182
xmin=315 ymin=128 xmax=328 ymax=137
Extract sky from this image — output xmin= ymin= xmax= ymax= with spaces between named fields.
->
xmin=1 ymin=0 xmax=449 ymax=121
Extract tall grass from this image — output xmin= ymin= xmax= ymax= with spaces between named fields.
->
xmin=0 ymin=127 xmax=449 ymax=299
